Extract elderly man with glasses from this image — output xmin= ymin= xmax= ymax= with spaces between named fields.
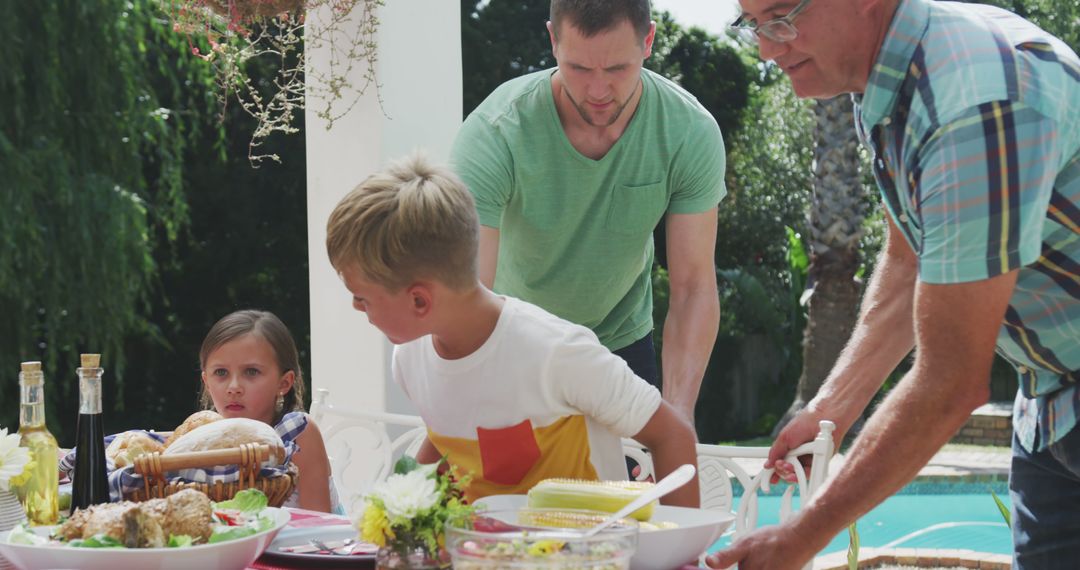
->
xmin=708 ymin=0 xmax=1080 ymax=569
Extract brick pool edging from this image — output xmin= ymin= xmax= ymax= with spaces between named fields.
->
xmin=813 ymin=547 xmax=1012 ymax=569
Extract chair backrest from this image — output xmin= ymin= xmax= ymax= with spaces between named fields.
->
xmin=624 ymin=422 xmax=834 ymax=533
xmin=310 ymin=388 xmax=427 ymax=515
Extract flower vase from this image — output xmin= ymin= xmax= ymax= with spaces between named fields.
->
xmin=0 ymin=490 xmax=26 ymax=570
xmin=375 ymin=545 xmax=450 ymax=570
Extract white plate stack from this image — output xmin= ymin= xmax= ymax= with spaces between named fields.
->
xmin=0 ymin=491 xmax=25 ymax=570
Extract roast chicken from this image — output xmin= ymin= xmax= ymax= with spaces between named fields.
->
xmin=58 ymin=488 xmax=214 ymax=547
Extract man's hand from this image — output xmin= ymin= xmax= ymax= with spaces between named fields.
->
xmin=766 ymin=407 xmax=839 ymax=484
xmin=768 ymin=408 xmax=825 ymax=483
xmin=705 ymin=519 xmax=820 ymax=570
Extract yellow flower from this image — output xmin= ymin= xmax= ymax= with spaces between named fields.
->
xmin=358 ymin=503 xmax=395 ymax=547
xmin=526 ymin=539 xmax=565 ymax=556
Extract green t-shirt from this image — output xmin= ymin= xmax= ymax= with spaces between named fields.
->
xmin=450 ymin=68 xmax=726 ymax=350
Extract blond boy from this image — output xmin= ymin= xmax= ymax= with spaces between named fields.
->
xmin=326 ymin=155 xmax=699 ymax=506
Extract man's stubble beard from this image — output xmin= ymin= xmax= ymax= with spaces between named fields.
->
xmin=564 ymin=78 xmax=641 ymax=127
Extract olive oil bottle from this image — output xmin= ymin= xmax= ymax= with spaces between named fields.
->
xmin=12 ymin=361 xmax=60 ymax=525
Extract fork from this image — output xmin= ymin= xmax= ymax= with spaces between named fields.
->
xmin=309 ymin=538 xmax=358 ymax=555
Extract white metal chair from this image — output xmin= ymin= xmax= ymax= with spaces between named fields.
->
xmin=310 ymin=388 xmax=428 ymax=515
xmin=627 ymin=421 xmax=836 ymax=570
xmin=628 ymin=422 xmax=835 ymax=535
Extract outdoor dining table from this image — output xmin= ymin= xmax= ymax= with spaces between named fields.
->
xmin=244 ymin=508 xmax=706 ymax=570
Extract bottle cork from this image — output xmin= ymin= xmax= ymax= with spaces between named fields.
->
xmin=80 ymin=354 xmax=101 ymax=368
xmin=20 ymin=361 xmax=43 ymax=384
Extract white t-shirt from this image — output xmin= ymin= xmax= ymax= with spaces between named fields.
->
xmin=393 ymin=297 xmax=662 ymax=500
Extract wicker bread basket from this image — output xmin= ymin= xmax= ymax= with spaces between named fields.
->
xmin=126 ymin=443 xmax=296 ymax=506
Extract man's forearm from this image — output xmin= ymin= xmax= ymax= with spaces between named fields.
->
xmin=793 ymin=266 xmax=1014 ymax=556
xmin=661 ymin=286 xmax=720 ymax=418
xmin=792 ymin=363 xmax=989 ymax=550
xmin=808 ymin=244 xmax=917 ymax=432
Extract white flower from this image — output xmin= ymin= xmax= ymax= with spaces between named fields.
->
xmin=370 ymin=469 xmax=439 ymax=520
xmin=0 ymin=428 xmax=31 ymax=491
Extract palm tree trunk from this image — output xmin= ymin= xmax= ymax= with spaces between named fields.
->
xmin=776 ymin=95 xmax=864 ymax=433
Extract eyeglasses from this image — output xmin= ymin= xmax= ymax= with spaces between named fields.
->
xmin=730 ymin=0 xmax=812 ymax=43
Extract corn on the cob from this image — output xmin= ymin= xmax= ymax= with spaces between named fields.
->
xmin=526 ymin=478 xmax=655 ymax=521
xmin=518 ymin=509 xmax=607 ymax=529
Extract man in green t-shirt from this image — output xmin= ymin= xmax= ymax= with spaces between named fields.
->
xmin=450 ymin=0 xmax=726 ymax=422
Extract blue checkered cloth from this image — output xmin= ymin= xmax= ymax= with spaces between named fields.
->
xmin=60 ymin=412 xmax=307 ymax=502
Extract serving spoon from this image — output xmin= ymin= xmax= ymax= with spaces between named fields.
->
xmin=580 ymin=463 xmax=697 ymax=538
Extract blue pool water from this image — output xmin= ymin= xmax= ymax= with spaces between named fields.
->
xmin=709 ymin=481 xmax=1012 ymax=555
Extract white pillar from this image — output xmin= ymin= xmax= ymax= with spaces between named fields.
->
xmin=305 ymin=1 xmax=462 ymax=415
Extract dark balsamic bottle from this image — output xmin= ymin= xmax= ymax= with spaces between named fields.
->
xmin=71 ymin=353 xmax=109 ymax=511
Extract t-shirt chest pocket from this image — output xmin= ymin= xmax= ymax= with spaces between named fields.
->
xmin=476 ymin=419 xmax=541 ymax=485
xmin=604 ymin=181 xmax=669 ymax=236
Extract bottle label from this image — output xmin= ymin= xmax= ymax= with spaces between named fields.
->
xmin=20 ymin=382 xmax=47 ymax=427
xmin=78 ymin=375 xmax=103 ymax=414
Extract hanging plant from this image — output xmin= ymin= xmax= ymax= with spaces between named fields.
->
xmin=166 ymin=0 xmax=385 ymax=165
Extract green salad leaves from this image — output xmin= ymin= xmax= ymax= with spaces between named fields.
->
xmin=208 ymin=489 xmax=275 ymax=544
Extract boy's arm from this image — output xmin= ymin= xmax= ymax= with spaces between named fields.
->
xmin=415 ymin=436 xmax=441 ymax=464
xmin=632 ymin=400 xmax=700 ymax=508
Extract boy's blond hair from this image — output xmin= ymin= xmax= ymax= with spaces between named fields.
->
xmin=326 ymin=154 xmax=479 ymax=291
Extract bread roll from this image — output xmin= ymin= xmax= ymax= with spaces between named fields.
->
xmin=164 ymin=410 xmax=223 ymax=448
xmin=163 ymin=417 xmax=285 ymax=466
xmin=106 ymin=431 xmax=166 ymax=468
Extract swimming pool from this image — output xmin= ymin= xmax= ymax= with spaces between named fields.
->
xmin=709 ymin=480 xmax=1012 ymax=555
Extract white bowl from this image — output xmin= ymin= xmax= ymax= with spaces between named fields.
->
xmin=475 ymin=495 xmax=733 ymax=570
xmin=0 ymin=506 xmax=290 ymax=570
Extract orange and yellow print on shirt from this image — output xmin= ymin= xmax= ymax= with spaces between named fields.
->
xmin=427 ymin=415 xmax=597 ymax=501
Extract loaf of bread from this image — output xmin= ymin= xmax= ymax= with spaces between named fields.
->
xmin=163 ymin=417 xmax=285 ymax=466
xmin=163 ymin=410 xmax=223 ymax=448
xmin=106 ymin=431 xmax=166 ymax=468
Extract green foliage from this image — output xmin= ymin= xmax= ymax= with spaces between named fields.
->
xmin=651 ymin=265 xmax=671 ymax=357
xmin=0 ymin=0 xmax=214 ymax=436
xmin=719 ymin=73 xmax=813 ymax=298
xmin=847 ymin=522 xmax=860 ymax=570
xmin=717 ymin=269 xmax=785 ymax=338
xmin=394 ymin=455 xmax=421 ymax=475
xmin=990 ymin=488 xmax=1013 ymax=528
xmin=691 ymin=68 xmax=815 ymax=438
xmin=977 ymin=0 xmax=1080 ymax=51
xmin=645 ymin=15 xmax=751 ymax=140
xmin=1 ymin=0 xmax=311 ymax=443
xmin=461 ymin=0 xmax=553 ymax=115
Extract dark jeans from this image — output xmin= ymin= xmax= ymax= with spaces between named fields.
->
xmin=1011 ymin=424 xmax=1080 ymax=569
xmin=613 ymin=333 xmax=660 ymax=390
xmin=614 ymin=334 xmax=659 ymax=479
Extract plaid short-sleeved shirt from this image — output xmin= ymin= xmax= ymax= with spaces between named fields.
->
xmin=854 ymin=0 xmax=1080 ymax=451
